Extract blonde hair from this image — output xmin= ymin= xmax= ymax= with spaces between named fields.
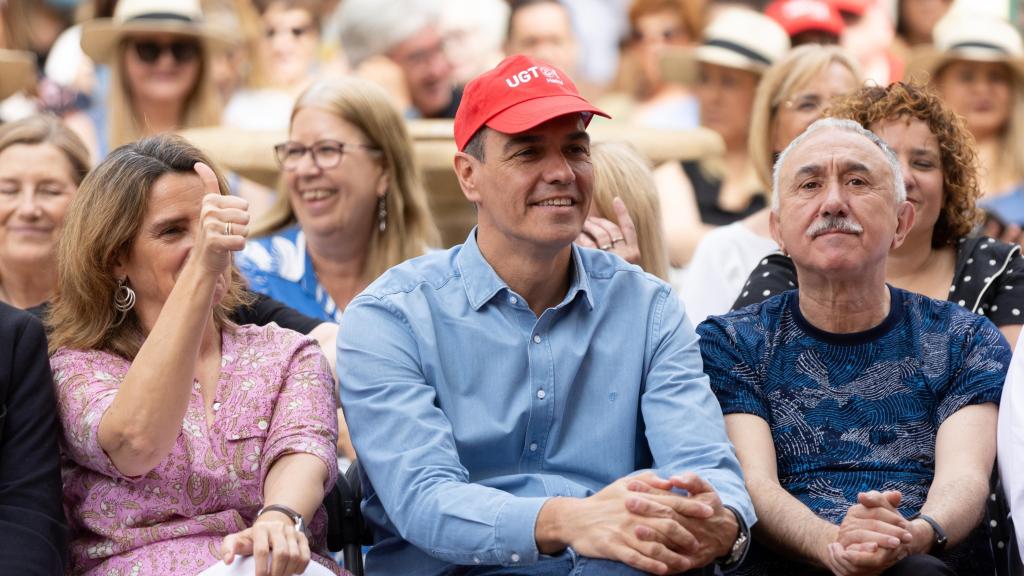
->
xmin=0 ymin=115 xmax=90 ymax=185
xmin=107 ymin=38 xmax=222 ymax=151
xmin=748 ymin=44 xmax=861 ymax=191
xmin=47 ymin=135 xmax=251 ymax=359
xmin=253 ymin=76 xmax=440 ymax=283
xmin=591 ymin=141 xmax=670 ymax=281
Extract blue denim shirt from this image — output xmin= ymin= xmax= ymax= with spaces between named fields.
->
xmin=337 ymin=230 xmax=754 ymax=576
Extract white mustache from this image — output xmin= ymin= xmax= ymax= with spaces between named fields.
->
xmin=806 ymin=215 xmax=864 ymax=238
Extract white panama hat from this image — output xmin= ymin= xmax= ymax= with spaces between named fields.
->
xmin=80 ymin=0 xmax=231 ymax=64
xmin=905 ymin=11 xmax=1024 ymax=83
xmin=662 ymin=8 xmax=792 ymax=84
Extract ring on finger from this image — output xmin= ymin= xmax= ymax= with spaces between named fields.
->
xmin=225 ymin=222 xmax=232 ymax=236
xmin=600 ymin=243 xmax=612 ymax=250
xmin=611 ymin=236 xmax=625 ymax=245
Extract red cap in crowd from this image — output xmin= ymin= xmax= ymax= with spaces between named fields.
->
xmin=454 ymin=54 xmax=610 ymax=151
xmin=765 ymin=0 xmax=844 ymax=39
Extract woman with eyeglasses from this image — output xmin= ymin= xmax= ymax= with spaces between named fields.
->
xmin=237 ymin=76 xmax=439 ymax=323
xmin=76 ymin=0 xmax=225 ymax=161
xmin=224 ymin=0 xmax=324 ymax=131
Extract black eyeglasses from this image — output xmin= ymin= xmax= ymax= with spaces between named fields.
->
xmin=273 ymin=140 xmax=379 ymax=171
xmin=131 ymin=40 xmax=200 ymax=64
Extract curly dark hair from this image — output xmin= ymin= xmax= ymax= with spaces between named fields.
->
xmin=826 ymin=81 xmax=982 ymax=248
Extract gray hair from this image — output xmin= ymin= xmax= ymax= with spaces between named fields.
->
xmin=771 ymin=118 xmax=906 ymax=212
xmin=337 ymin=0 xmax=442 ymax=68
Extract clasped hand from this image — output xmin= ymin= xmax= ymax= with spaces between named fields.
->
xmin=823 ymin=490 xmax=916 ymax=576
xmin=561 ymin=472 xmax=737 ymax=575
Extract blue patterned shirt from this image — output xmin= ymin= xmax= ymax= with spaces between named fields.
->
xmin=236 ymin=225 xmax=343 ymax=323
xmin=337 ymin=230 xmax=753 ymax=576
xmin=698 ymin=287 xmax=1008 ymax=524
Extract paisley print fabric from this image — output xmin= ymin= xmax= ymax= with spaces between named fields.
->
xmin=52 ymin=324 xmax=342 ymax=575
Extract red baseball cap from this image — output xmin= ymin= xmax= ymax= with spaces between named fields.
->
xmin=765 ymin=0 xmax=844 ymax=38
xmin=454 ymin=54 xmax=609 ymax=151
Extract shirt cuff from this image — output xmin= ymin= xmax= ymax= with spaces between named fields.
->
xmin=493 ymin=496 xmax=549 ymax=566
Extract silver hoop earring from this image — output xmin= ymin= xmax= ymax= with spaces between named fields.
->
xmin=377 ymin=195 xmax=387 ymax=233
xmin=113 ymin=278 xmax=136 ymax=314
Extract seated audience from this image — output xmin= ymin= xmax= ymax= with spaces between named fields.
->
xmin=999 ymin=330 xmax=1024 ymax=556
xmin=338 ymin=54 xmax=754 ymax=576
xmin=608 ymin=0 xmax=703 ymax=130
xmin=223 ymin=0 xmax=324 ymax=131
xmin=504 ymin=0 xmax=582 ymax=90
xmin=733 ymin=82 xmax=1024 ymax=346
xmin=237 ymin=76 xmax=439 ymax=322
xmin=682 ymin=44 xmax=860 ymax=323
xmin=336 ymin=0 xmax=461 ymax=119
xmin=654 ymin=8 xmax=790 ymax=267
xmin=700 ymin=118 xmax=1009 ymax=574
xmin=577 ymin=140 xmax=669 ymax=281
xmin=0 ymin=115 xmax=90 ymax=309
xmin=76 ymin=0 xmax=227 ymax=161
xmin=912 ymin=12 xmax=1024 ymax=220
xmin=0 ymin=302 xmax=66 ymax=574
xmin=47 ymin=135 xmax=341 ymax=575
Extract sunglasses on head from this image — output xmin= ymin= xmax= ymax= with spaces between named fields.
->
xmin=130 ymin=39 xmax=200 ymax=64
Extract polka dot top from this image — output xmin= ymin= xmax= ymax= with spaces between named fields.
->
xmin=730 ymin=236 xmax=1024 ymax=327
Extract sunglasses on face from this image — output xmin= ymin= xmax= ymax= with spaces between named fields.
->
xmin=130 ymin=40 xmax=200 ymax=64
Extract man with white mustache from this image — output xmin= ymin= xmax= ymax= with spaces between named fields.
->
xmin=698 ymin=118 xmax=1010 ymax=575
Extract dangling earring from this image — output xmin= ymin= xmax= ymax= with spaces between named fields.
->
xmin=113 ymin=278 xmax=136 ymax=325
xmin=377 ymin=195 xmax=388 ymax=233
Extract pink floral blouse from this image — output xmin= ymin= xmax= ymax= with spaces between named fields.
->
xmin=52 ymin=324 xmax=342 ymax=575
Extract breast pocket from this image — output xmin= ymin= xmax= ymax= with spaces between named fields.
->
xmin=224 ymin=417 xmax=272 ymax=486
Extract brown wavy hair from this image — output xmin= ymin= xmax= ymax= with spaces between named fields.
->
xmin=826 ymin=81 xmax=982 ymax=248
xmin=47 ymin=134 xmax=252 ymax=359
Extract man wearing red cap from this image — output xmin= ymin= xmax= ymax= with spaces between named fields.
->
xmin=337 ymin=54 xmax=755 ymax=575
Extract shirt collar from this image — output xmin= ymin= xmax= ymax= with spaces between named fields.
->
xmin=457 ymin=228 xmax=594 ymax=311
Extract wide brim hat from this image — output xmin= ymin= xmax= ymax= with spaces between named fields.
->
xmin=0 ymin=50 xmax=37 ymax=100
xmin=662 ymin=8 xmax=791 ymax=85
xmin=80 ymin=0 xmax=231 ymax=64
xmin=905 ymin=11 xmax=1024 ymax=83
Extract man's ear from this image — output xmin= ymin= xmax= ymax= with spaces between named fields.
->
xmin=769 ymin=209 xmax=785 ymax=254
xmin=891 ymin=200 xmax=916 ymax=250
xmin=453 ymin=152 xmax=482 ymax=204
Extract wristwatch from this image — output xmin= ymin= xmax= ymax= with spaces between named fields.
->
xmin=910 ymin=512 xmax=947 ymax=556
xmin=716 ymin=505 xmax=751 ymax=571
xmin=257 ymin=504 xmax=305 ymax=534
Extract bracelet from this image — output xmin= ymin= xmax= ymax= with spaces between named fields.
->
xmin=909 ymin=512 xmax=947 ymax=556
xmin=256 ymin=504 xmax=305 ymax=534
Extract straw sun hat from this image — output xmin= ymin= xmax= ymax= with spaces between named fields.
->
xmin=662 ymin=8 xmax=791 ymax=84
xmin=80 ymin=0 xmax=231 ymax=64
xmin=905 ymin=11 xmax=1024 ymax=83
xmin=0 ymin=50 xmax=37 ymax=100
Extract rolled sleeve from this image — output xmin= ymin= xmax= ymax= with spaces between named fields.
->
xmin=50 ymin=349 xmax=143 ymax=482
xmin=644 ymin=289 xmax=756 ymax=528
xmin=261 ymin=339 xmax=339 ymax=493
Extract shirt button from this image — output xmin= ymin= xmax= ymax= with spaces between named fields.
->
xmin=473 ymin=557 xmax=481 ymax=564
xmin=212 ymin=402 xmax=221 ymax=411
xmin=509 ymin=296 xmax=518 ymax=305
xmin=258 ymin=419 xmax=269 ymax=430
xmin=533 ymin=335 xmax=542 ymax=344
xmin=529 ymin=442 xmax=538 ymax=452
xmin=510 ymin=553 xmax=520 ymax=563
xmin=536 ymin=389 xmax=546 ymax=399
